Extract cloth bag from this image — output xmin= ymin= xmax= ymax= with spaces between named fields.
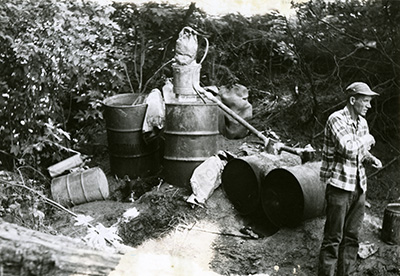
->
xmin=174 ymin=27 xmax=198 ymax=66
xmin=220 ymin=84 xmax=253 ymax=139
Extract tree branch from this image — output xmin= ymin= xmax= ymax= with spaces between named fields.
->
xmin=368 ymin=155 xmax=400 ymax=178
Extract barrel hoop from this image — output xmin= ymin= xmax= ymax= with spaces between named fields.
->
xmin=109 ymin=147 xmax=159 ymax=158
xmin=106 ymin=127 xmax=142 ymax=133
xmin=164 ymin=130 xmax=219 ymax=136
xmin=80 ymin=172 xmax=89 ymax=203
xmin=65 ymin=173 xmax=74 ymax=206
xmin=164 ymin=156 xmax=207 ymax=162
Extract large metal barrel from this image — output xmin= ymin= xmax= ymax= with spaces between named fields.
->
xmin=163 ymin=101 xmax=219 ymax=187
xmin=221 ymin=155 xmax=276 ymax=215
xmin=221 ymin=154 xmax=283 ymax=236
xmin=103 ymin=93 xmax=160 ymax=179
xmin=260 ymin=162 xmax=325 ymax=228
xmin=51 ymin=167 xmax=108 ymax=207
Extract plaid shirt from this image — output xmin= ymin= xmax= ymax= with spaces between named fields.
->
xmin=320 ymin=106 xmax=374 ymax=192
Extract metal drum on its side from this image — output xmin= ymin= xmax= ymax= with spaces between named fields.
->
xmin=51 ymin=167 xmax=108 ymax=207
xmin=163 ymin=101 xmax=219 ymax=187
xmin=221 ymin=155 xmax=276 ymax=215
xmin=221 ymin=154 xmax=282 ymax=237
xmin=103 ymin=93 xmax=160 ymax=179
xmin=260 ymin=162 xmax=325 ymax=228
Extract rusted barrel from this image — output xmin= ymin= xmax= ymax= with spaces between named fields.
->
xmin=221 ymin=155 xmax=277 ymax=215
xmin=261 ymin=162 xmax=325 ymax=228
xmin=163 ymin=101 xmax=219 ymax=187
xmin=51 ymin=167 xmax=109 ymax=207
xmin=103 ymin=93 xmax=160 ymax=179
xmin=381 ymin=203 xmax=400 ymax=245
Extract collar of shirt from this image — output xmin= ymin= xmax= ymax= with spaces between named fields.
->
xmin=343 ymin=106 xmax=360 ymax=131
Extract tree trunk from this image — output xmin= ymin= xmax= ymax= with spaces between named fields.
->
xmin=0 ymin=220 xmax=122 ymax=276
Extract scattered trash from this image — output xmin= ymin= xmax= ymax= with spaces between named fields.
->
xmin=74 ymin=214 xmax=94 ymax=226
xmin=122 ymin=207 xmax=140 ymax=222
xmin=358 ymin=241 xmax=378 ymax=259
xmin=364 ymin=213 xmax=382 ymax=230
xmin=239 ymin=226 xmax=260 ymax=239
xmin=84 ymin=223 xmax=123 ymax=253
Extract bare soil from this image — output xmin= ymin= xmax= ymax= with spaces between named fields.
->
xmin=49 ymin=131 xmax=400 ymax=276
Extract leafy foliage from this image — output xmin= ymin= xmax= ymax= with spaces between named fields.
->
xmin=0 ymin=171 xmax=49 ymax=230
xmin=110 ymin=2 xmax=196 ymax=93
xmin=0 ymin=0 xmax=126 ymax=170
xmin=283 ymin=0 xmax=400 ymax=144
xmin=197 ymin=11 xmax=292 ymax=86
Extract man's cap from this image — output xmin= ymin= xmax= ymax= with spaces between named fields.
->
xmin=346 ymin=82 xmax=379 ymax=96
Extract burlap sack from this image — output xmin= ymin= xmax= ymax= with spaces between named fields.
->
xmin=220 ymin=84 xmax=253 ymax=139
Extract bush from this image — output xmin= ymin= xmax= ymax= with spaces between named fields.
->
xmin=0 ymin=0 xmax=126 ymax=171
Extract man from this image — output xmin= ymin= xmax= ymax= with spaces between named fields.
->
xmin=318 ymin=82 xmax=383 ymax=276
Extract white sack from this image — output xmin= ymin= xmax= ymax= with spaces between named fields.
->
xmin=187 ymin=153 xmax=228 ymax=207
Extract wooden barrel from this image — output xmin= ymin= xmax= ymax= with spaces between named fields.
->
xmin=103 ymin=93 xmax=160 ymax=179
xmin=51 ymin=167 xmax=109 ymax=207
xmin=381 ymin=203 xmax=400 ymax=245
xmin=163 ymin=101 xmax=219 ymax=187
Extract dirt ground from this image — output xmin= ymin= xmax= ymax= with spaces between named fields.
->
xmin=48 ymin=132 xmax=400 ymax=276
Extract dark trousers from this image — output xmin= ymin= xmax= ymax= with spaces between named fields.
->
xmin=318 ymin=184 xmax=365 ymax=276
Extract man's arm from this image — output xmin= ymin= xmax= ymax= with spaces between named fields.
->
xmin=328 ymin=115 xmax=375 ymax=160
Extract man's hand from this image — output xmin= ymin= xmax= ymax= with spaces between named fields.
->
xmin=371 ymin=156 xmax=383 ymax=169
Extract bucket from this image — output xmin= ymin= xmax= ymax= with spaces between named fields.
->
xmin=103 ymin=93 xmax=160 ymax=179
xmin=51 ymin=167 xmax=109 ymax=207
xmin=261 ymin=162 xmax=325 ymax=228
xmin=163 ymin=101 xmax=219 ymax=187
xmin=381 ymin=203 xmax=400 ymax=245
